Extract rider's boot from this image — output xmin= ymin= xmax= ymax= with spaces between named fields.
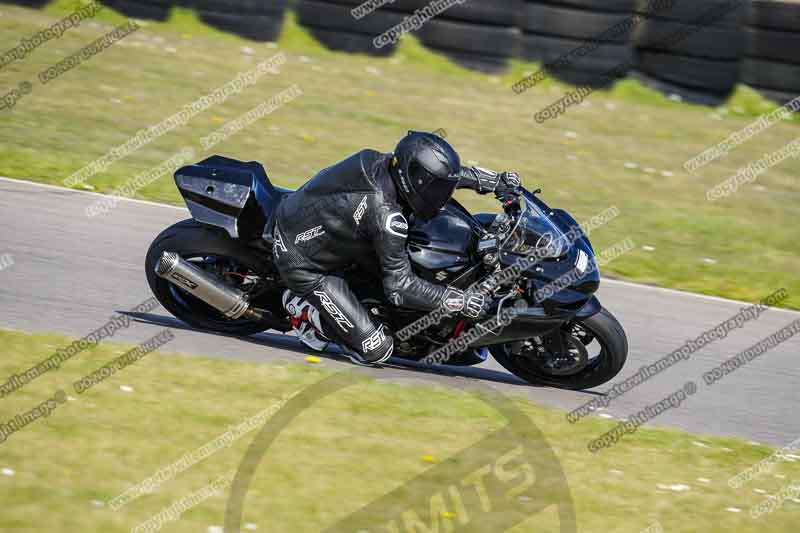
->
xmin=339 ymin=325 xmax=394 ymax=367
xmin=282 ymin=290 xmax=330 ymax=352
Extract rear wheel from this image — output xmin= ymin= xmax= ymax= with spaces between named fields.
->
xmin=145 ymin=219 xmax=288 ymax=336
xmin=489 ymin=308 xmax=628 ymax=390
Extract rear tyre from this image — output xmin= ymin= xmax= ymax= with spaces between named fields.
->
xmin=145 ymin=219 xmax=285 ymax=336
xmin=489 ymin=308 xmax=628 ymax=390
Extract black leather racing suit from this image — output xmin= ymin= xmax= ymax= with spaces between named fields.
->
xmin=272 ymin=149 xmax=505 ymax=362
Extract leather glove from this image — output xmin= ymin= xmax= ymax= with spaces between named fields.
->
xmin=494 ymin=171 xmax=521 ymax=202
xmin=441 ymin=287 xmax=491 ymax=319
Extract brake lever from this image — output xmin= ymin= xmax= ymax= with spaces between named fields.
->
xmin=501 ymin=196 xmax=521 ymax=213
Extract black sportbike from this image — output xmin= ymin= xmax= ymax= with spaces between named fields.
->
xmin=145 ymin=155 xmax=628 ymax=390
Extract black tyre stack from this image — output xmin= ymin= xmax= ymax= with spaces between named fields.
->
xmin=96 ymin=1 xmax=290 ymax=41
xmin=183 ymin=0 xmax=290 ymax=42
xmin=632 ymin=0 xmax=749 ymax=104
xmin=294 ymin=0 xmax=406 ymax=56
xmin=742 ymin=0 xmax=800 ymax=104
xmin=8 ymin=0 xmax=800 ymax=109
xmin=98 ymin=0 xmax=173 ymax=21
xmin=1 ymin=0 xmax=50 ymax=6
xmin=518 ymin=0 xmax=637 ymax=87
xmin=391 ymin=0 xmax=520 ymax=73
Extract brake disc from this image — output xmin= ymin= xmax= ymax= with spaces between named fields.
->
xmin=517 ymin=331 xmax=590 ymax=376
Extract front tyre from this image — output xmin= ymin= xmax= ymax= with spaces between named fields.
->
xmin=489 ymin=308 xmax=628 ymax=390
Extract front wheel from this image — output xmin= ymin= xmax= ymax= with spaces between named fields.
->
xmin=489 ymin=308 xmax=628 ymax=390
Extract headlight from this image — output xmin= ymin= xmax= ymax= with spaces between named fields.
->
xmin=575 ymin=250 xmax=589 ymax=273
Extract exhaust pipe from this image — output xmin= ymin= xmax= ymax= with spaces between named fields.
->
xmin=155 ymin=251 xmax=263 ymax=321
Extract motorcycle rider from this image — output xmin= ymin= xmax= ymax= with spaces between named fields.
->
xmin=273 ymin=130 xmax=521 ymax=365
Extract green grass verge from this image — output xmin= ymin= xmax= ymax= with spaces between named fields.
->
xmin=1 ymin=328 xmax=799 ymax=532
xmin=0 ymin=2 xmax=799 ymax=310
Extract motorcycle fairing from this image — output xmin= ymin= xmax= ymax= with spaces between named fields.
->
xmin=174 ymin=155 xmax=286 ymax=241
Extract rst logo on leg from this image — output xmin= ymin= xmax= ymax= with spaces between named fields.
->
xmin=313 ymin=290 xmax=354 ymax=332
xmin=362 ymin=325 xmax=386 ymax=353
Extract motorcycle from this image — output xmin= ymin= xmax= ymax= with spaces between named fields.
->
xmin=145 ymin=155 xmax=628 ymax=390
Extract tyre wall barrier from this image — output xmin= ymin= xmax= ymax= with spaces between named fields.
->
xmin=632 ymin=0 xmax=749 ymax=105
xmin=3 ymin=0 xmax=799 ymax=105
xmin=520 ymin=0 xmax=637 ymax=88
xmin=742 ymin=0 xmax=800 ymax=104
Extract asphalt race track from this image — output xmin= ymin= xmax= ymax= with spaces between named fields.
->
xmin=1 ymin=177 xmax=798 ymax=447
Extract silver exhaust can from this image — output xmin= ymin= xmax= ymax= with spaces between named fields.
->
xmin=155 ymin=252 xmax=251 ymax=319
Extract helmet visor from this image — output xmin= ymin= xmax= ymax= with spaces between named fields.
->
xmin=408 ymin=162 xmax=458 ymax=220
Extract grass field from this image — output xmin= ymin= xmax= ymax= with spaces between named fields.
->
xmin=0 ymin=1 xmax=798 ymax=310
xmin=1 ymin=328 xmax=799 ymax=532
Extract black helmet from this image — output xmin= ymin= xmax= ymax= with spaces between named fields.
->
xmin=389 ymin=130 xmax=461 ymax=221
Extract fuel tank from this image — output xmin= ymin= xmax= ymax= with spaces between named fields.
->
xmin=407 ymin=200 xmax=481 ymax=284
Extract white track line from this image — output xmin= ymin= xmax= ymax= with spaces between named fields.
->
xmin=602 ymin=278 xmax=799 ymax=316
xmin=2 ymin=175 xmax=798 ymax=316
xmin=0 ymin=175 xmax=187 ymax=211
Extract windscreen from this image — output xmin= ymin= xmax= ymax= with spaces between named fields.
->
xmin=502 ymin=195 xmax=569 ymax=259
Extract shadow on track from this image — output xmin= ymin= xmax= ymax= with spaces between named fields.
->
xmin=121 ymin=310 xmax=605 ymax=395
